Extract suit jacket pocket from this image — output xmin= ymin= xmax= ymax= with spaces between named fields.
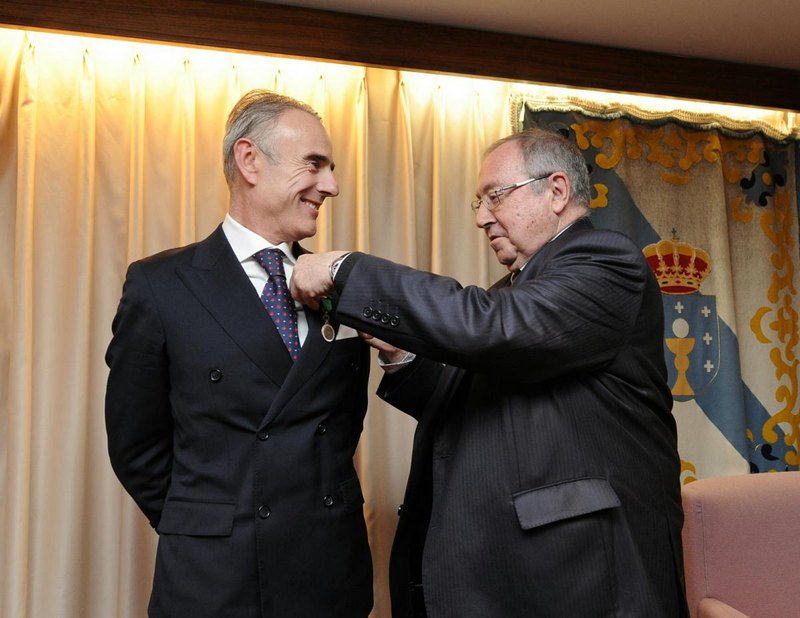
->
xmin=512 ymin=477 xmax=620 ymax=530
xmin=339 ymin=476 xmax=365 ymax=514
xmin=157 ymin=498 xmax=237 ymax=536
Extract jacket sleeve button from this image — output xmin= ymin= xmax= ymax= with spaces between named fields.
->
xmin=323 ymin=495 xmax=334 ymax=507
xmin=317 ymin=424 xmax=327 ymax=435
xmin=390 ymin=316 xmax=400 ymax=327
xmin=209 ymin=369 xmax=222 ymax=382
xmin=363 ymin=307 xmax=373 ymax=318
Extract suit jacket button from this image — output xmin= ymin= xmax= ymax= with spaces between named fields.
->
xmin=323 ymin=495 xmax=334 ymax=507
xmin=317 ymin=423 xmax=327 ymax=435
xmin=258 ymin=505 xmax=271 ymax=519
xmin=209 ymin=369 xmax=222 ymax=382
xmin=390 ymin=316 xmax=400 ymax=327
xmin=381 ymin=314 xmax=390 ymax=324
xmin=397 ymin=504 xmax=404 ymax=516
xmin=363 ymin=307 xmax=373 ymax=318
xmin=350 ymin=361 xmax=359 ymax=372
xmin=258 ymin=429 xmax=269 ymax=441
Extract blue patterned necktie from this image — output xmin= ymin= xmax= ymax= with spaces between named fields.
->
xmin=254 ymin=249 xmax=301 ymax=361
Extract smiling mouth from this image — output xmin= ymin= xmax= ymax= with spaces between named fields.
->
xmin=302 ymin=199 xmax=321 ymax=211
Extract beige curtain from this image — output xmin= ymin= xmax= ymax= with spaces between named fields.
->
xmin=0 ymin=28 xmax=511 ymax=618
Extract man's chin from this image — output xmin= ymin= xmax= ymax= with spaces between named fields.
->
xmin=492 ymin=250 xmax=518 ymax=270
xmin=285 ymin=227 xmax=317 ymax=243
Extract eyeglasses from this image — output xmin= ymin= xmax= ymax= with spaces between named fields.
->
xmin=470 ymin=172 xmax=553 ymax=212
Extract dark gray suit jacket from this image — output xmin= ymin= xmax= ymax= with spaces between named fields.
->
xmin=334 ymin=219 xmax=689 ymax=618
xmin=105 ymin=225 xmax=373 ymax=618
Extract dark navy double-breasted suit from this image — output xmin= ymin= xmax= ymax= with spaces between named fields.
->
xmin=106 ymin=225 xmax=373 ymax=617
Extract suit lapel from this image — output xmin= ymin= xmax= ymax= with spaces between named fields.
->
xmin=257 ymin=241 xmax=344 ymax=426
xmin=176 ymin=225 xmax=292 ymax=387
xmin=286 ymin=241 xmax=337 ymax=386
xmin=261 ymin=301 xmax=342 ymax=427
xmin=514 ymin=217 xmax=594 ymax=286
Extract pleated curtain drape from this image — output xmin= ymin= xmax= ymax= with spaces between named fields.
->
xmin=0 ymin=28 xmax=510 ymax=618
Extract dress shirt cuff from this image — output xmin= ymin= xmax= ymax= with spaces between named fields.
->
xmin=377 ymin=351 xmax=417 ymax=374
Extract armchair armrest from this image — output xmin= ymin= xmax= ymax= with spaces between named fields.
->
xmin=698 ymin=598 xmax=750 ymax=618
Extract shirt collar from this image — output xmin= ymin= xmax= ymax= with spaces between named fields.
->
xmin=515 ymin=218 xmax=582 ymax=274
xmin=222 ymin=213 xmax=295 ymax=265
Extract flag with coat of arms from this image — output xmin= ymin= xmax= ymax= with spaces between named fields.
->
xmin=521 ymin=105 xmax=799 ymax=481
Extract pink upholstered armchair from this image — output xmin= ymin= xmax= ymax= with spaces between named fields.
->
xmin=681 ymin=471 xmax=800 ymax=618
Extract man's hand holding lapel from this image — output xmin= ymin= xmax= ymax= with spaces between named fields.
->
xmin=291 ymin=250 xmax=347 ymax=309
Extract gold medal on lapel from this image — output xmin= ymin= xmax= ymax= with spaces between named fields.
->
xmin=320 ymin=297 xmax=335 ymax=343
xmin=321 ymin=320 xmax=335 ymax=343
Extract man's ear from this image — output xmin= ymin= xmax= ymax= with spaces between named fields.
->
xmin=548 ymin=171 xmax=571 ymax=215
xmin=233 ymin=138 xmax=261 ymax=186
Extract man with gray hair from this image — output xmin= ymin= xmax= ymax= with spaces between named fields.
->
xmin=292 ymin=128 xmax=689 ymax=617
xmin=106 ymin=90 xmax=373 ymax=617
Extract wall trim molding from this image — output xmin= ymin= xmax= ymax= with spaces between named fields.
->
xmin=1 ymin=0 xmax=798 ymax=111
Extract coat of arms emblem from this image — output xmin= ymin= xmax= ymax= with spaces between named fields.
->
xmin=644 ymin=237 xmax=719 ymax=401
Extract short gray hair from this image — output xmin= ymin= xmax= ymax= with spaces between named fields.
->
xmin=222 ymin=89 xmax=321 ymax=186
xmin=485 ymin=128 xmax=591 ymax=208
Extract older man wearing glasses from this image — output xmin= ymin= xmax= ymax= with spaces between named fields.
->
xmin=292 ymin=128 xmax=689 ymax=618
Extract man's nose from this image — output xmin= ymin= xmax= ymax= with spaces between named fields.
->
xmin=475 ymin=203 xmax=494 ymax=229
xmin=319 ymin=170 xmax=339 ymax=198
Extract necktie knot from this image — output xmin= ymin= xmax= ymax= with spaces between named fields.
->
xmin=254 ymin=248 xmax=287 ymax=280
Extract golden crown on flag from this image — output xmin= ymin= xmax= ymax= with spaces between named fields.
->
xmin=643 ymin=237 xmax=711 ymax=295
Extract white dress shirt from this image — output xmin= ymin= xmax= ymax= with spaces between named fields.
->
xmin=221 ymin=213 xmax=309 ymax=346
